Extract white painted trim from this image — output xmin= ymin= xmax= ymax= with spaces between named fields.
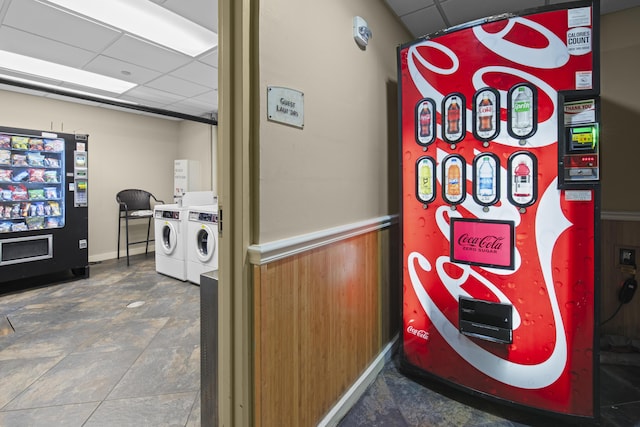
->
xmin=247 ymin=215 xmax=398 ymax=265
xmin=317 ymin=335 xmax=399 ymax=427
xmin=601 ymin=211 xmax=640 ymax=222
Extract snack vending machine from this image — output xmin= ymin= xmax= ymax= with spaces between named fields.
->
xmin=0 ymin=126 xmax=89 ymax=284
xmin=398 ymin=0 xmax=600 ymax=420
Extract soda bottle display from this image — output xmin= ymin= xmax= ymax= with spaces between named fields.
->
xmin=513 ymin=161 xmax=532 ymax=197
xmin=513 ymin=87 xmax=532 ymax=129
xmin=478 ymin=93 xmax=493 ymax=132
xmin=447 ymin=97 xmax=461 ymax=135
xmin=447 ymin=159 xmax=461 ymax=196
xmin=418 ymin=161 xmax=432 ymax=199
xmin=419 ymin=103 xmax=431 ymax=138
xmin=478 ymin=156 xmax=494 ymax=197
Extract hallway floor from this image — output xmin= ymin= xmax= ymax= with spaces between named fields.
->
xmin=0 ymin=255 xmax=201 ymax=426
xmin=0 ymin=255 xmax=638 ymax=426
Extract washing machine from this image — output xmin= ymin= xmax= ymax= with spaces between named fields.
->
xmin=154 ymin=204 xmax=188 ymax=280
xmin=154 ymin=191 xmax=216 ymax=281
xmin=186 ymin=204 xmax=218 ymax=285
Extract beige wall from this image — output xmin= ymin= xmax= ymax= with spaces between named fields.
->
xmin=177 ymin=121 xmax=218 ymax=193
xmin=601 ymin=7 xmax=640 ymax=212
xmin=0 ymin=89 xmax=214 ymax=262
xmin=258 ymin=0 xmax=410 ymax=243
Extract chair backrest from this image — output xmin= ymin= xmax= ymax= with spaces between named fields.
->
xmin=116 ymin=189 xmax=153 ymax=212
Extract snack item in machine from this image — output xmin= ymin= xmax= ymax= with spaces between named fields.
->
xmin=11 ymin=221 xmax=27 ymax=232
xmin=11 ymin=154 xmax=28 ymax=166
xmin=0 ymin=150 xmax=10 ymax=166
xmin=44 ymin=139 xmax=64 ymax=152
xmin=0 ymin=169 xmax=12 ymax=182
xmin=28 ymin=188 xmax=45 ymax=200
xmin=0 ymin=186 xmax=12 ymax=201
xmin=44 ymin=170 xmax=58 ymax=183
xmin=11 ymin=136 xmax=29 ymax=150
xmin=26 ymin=216 xmax=45 ymax=230
xmin=28 ymin=138 xmax=44 ymax=151
xmin=44 ymin=157 xmax=60 ymax=168
xmin=44 ymin=187 xmax=58 ymax=199
xmin=28 ymin=169 xmax=46 ymax=183
xmin=0 ymin=221 xmax=11 ymax=232
xmin=48 ymin=201 xmax=61 ymax=216
xmin=11 ymin=184 xmax=28 ymax=201
xmin=0 ymin=135 xmax=10 ymax=149
xmin=27 ymin=152 xmax=45 ymax=167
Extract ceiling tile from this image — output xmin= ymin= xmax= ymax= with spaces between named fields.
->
xmin=101 ymin=35 xmax=191 ymax=73
xmin=170 ymin=60 xmax=217 ymax=88
xmin=121 ymin=85 xmax=186 ymax=106
xmin=146 ymin=75 xmax=210 ymax=97
xmin=198 ymin=49 xmax=218 ymax=68
xmin=385 ymin=0 xmax=435 ymax=17
xmin=401 ymin=4 xmax=448 ymax=38
xmin=440 ymin=0 xmax=545 ymax=28
xmin=0 ymin=26 xmax=95 ymax=67
xmin=162 ymin=0 xmax=218 ymax=33
xmin=4 ymin=0 xmax=120 ymax=53
xmin=84 ymin=55 xmax=162 ymax=85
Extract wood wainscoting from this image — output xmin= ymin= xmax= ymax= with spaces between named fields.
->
xmin=600 ymin=218 xmax=640 ymax=340
xmin=252 ymin=225 xmax=394 ymax=426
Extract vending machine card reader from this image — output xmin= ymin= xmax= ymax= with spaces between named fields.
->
xmin=558 ymin=98 xmax=600 ymax=188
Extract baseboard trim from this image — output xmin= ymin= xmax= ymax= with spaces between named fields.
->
xmin=89 ymin=247 xmax=155 ymax=263
xmin=248 ymin=215 xmax=398 ymax=265
xmin=317 ymin=334 xmax=399 ymax=427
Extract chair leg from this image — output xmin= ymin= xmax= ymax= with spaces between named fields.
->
xmin=125 ymin=216 xmax=130 ymax=266
xmin=145 ymin=217 xmax=151 ymax=255
xmin=117 ymin=215 xmax=122 ymax=259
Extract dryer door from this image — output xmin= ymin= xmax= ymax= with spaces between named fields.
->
xmin=161 ymin=221 xmax=178 ymax=255
xmin=194 ymin=224 xmax=216 ymax=262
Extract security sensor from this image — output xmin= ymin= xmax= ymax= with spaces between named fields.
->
xmin=353 ymin=16 xmax=372 ymax=49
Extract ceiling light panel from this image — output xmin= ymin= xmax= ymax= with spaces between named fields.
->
xmin=44 ymin=0 xmax=218 ymax=56
xmin=0 ymin=50 xmax=137 ymax=93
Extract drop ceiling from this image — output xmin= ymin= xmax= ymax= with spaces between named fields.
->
xmin=385 ymin=0 xmax=640 ymax=39
xmin=0 ymin=0 xmax=218 ymax=122
xmin=0 ymin=1 xmax=637 ymax=123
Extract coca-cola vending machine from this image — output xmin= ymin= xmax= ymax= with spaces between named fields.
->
xmin=398 ymin=0 xmax=600 ymax=421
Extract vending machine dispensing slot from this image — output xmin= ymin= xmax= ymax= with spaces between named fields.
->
xmin=459 ymin=297 xmax=513 ymax=344
xmin=558 ymin=96 xmax=600 ymax=189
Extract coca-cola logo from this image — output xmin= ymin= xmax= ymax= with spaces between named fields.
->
xmin=407 ymin=325 xmax=429 ymax=341
xmin=457 ymin=233 xmax=504 ymax=253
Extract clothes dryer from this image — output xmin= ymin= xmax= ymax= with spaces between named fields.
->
xmin=186 ymin=204 xmax=218 ymax=285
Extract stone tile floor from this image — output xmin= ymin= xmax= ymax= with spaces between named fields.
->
xmin=0 ymin=255 xmax=201 ymax=427
xmin=339 ymin=352 xmax=640 ymax=427
xmin=1 ymin=254 xmax=639 ymax=426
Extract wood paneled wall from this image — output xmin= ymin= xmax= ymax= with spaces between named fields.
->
xmin=253 ymin=230 xmax=389 ymax=426
xmin=600 ymin=219 xmax=640 ymax=340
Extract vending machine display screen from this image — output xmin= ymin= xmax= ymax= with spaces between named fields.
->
xmin=569 ymin=125 xmax=597 ymax=151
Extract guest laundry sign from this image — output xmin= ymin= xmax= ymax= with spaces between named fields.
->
xmin=267 ymin=86 xmax=304 ymax=129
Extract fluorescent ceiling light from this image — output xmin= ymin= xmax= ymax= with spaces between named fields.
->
xmin=44 ymin=0 xmax=218 ymax=57
xmin=0 ymin=73 xmax=139 ymax=105
xmin=0 ymin=50 xmax=137 ymax=94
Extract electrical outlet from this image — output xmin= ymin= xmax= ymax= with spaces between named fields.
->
xmin=620 ymin=248 xmax=636 ymax=266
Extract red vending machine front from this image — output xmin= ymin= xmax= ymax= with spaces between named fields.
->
xmin=398 ymin=0 xmax=600 ymax=420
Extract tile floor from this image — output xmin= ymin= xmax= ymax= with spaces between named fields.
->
xmin=339 ymin=352 xmax=640 ymax=427
xmin=1 ymin=254 xmax=639 ymax=426
xmin=0 ymin=255 xmax=201 ymax=427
